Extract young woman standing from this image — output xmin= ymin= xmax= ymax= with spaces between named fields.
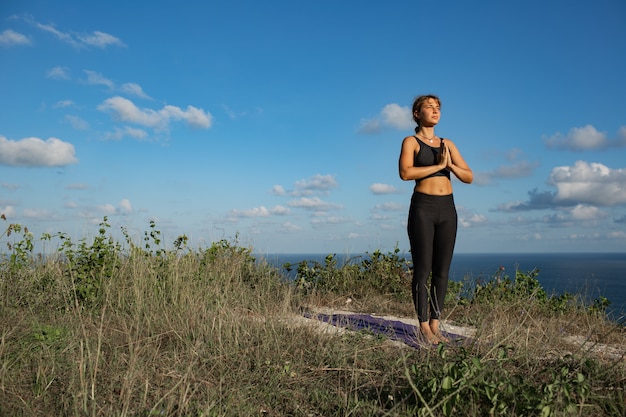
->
xmin=398 ymin=95 xmax=473 ymax=344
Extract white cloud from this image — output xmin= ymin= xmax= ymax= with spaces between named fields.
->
xmin=98 ymin=96 xmax=212 ymax=129
xmin=78 ymin=31 xmax=124 ymax=48
xmin=23 ymin=208 xmax=53 ymax=220
xmin=357 ymin=118 xmax=381 ymax=134
xmin=372 ymin=202 xmax=404 ymax=212
xmin=369 ymin=183 xmax=398 ymax=194
xmin=1 ymin=183 xmax=19 ymax=191
xmin=549 ymin=161 xmax=626 ymax=206
xmin=359 ymin=103 xmax=413 ymax=134
xmin=271 ymin=205 xmax=290 ymax=215
xmin=53 ymin=100 xmax=74 ymax=108
xmin=227 ymin=205 xmax=289 ymax=220
xmin=99 ymin=204 xmax=117 ymax=215
xmin=34 ymin=21 xmax=77 ymax=46
xmin=162 ymin=104 xmax=212 ymax=128
xmin=84 ymin=70 xmax=115 ymax=88
xmin=103 ymin=126 xmax=149 ymax=141
xmin=279 ymin=221 xmax=301 ymax=233
xmin=294 ymin=174 xmax=338 ymax=194
xmin=288 ymin=196 xmax=341 ymax=211
xmin=119 ymin=199 xmax=133 ymax=213
xmin=311 ymin=216 xmax=350 ymax=227
xmin=474 ymin=161 xmax=540 ymax=186
xmin=82 ymin=71 xmax=151 ymax=99
xmin=233 ymin=206 xmax=270 ymax=218
xmin=98 ymin=96 xmax=161 ymax=126
xmin=459 ymin=213 xmax=488 ymax=228
xmin=1 ymin=206 xmax=16 ymax=218
xmin=542 ymin=204 xmax=608 ymax=226
xmin=472 ymin=172 xmax=492 ymax=186
xmin=271 ymin=185 xmax=287 ymax=196
xmin=485 ymin=160 xmax=539 ymax=183
xmin=273 ymin=174 xmax=339 ymax=197
xmin=0 ymin=29 xmax=31 ymax=47
xmin=544 ymin=125 xmax=610 ymax=150
xmin=517 ymin=233 xmax=543 ymax=241
xmin=457 ymin=206 xmax=488 ymax=228
xmin=381 ymin=103 xmax=413 ymax=129
xmin=0 ymin=135 xmax=78 ymax=167
xmin=120 ymin=82 xmax=151 ymax=99
xmin=65 ymin=115 xmax=90 ymax=130
xmin=569 ymin=204 xmax=607 ymax=221
xmin=124 ymin=127 xmax=148 ymax=139
xmin=46 ymin=66 xmax=70 ymax=80
xmin=32 ymin=19 xmax=123 ymax=49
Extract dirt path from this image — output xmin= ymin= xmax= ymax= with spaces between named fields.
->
xmin=292 ymin=307 xmax=625 ymax=360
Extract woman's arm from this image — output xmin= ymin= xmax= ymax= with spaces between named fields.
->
xmin=444 ymin=139 xmax=473 ymax=184
xmin=398 ymin=136 xmax=447 ymax=181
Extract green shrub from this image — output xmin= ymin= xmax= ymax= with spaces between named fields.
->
xmin=55 ymin=217 xmax=121 ymax=308
xmin=407 ymin=344 xmax=597 ymax=417
xmin=287 ymin=246 xmax=411 ymax=299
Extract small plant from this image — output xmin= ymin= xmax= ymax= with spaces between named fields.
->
xmin=57 ymin=216 xmax=121 ymax=307
xmin=31 ymin=324 xmax=68 ymax=347
xmin=534 ymin=362 xmax=590 ymax=417
xmin=588 ymin=295 xmax=611 ymax=315
xmin=1 ymin=215 xmax=35 ymax=272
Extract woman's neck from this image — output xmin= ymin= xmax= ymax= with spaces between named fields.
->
xmin=416 ymin=127 xmax=436 ymax=139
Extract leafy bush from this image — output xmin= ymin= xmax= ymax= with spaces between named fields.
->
xmin=286 ymin=246 xmax=411 ymax=299
xmin=447 ymin=266 xmax=612 ymax=317
xmin=55 ymin=217 xmax=121 ymax=308
xmin=1 ymin=220 xmax=34 ymax=271
xmin=407 ymin=344 xmax=596 ymax=417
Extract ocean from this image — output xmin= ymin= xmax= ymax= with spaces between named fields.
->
xmin=256 ymin=252 xmax=626 ymax=321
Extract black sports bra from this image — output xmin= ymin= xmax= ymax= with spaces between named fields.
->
xmin=413 ymin=136 xmax=450 ymax=182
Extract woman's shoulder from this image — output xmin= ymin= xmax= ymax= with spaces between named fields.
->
xmin=442 ymin=137 xmax=457 ymax=147
xmin=402 ymin=135 xmax=419 ymax=146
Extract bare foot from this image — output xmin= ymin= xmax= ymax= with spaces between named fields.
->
xmin=435 ymin=333 xmax=450 ymax=343
xmin=419 ymin=322 xmax=439 ymax=345
xmin=429 ymin=319 xmax=449 ymax=343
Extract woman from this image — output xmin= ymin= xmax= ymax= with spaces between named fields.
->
xmin=398 ymin=94 xmax=473 ymax=344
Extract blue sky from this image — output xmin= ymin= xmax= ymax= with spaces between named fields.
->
xmin=1 ymin=0 xmax=625 ymax=255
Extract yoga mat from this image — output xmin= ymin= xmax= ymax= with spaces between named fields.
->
xmin=304 ymin=311 xmax=467 ymax=348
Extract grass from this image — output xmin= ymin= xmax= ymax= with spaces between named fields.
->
xmin=0 ymin=216 xmax=625 ymax=416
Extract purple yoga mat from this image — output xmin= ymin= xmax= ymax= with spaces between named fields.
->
xmin=304 ymin=312 xmax=467 ymax=348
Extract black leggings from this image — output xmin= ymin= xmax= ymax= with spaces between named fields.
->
xmin=407 ymin=192 xmax=457 ymax=322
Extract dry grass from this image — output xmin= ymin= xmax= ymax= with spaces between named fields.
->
xmin=0 ymin=229 xmax=624 ymax=416
xmin=0 ymin=248 xmax=423 ymax=416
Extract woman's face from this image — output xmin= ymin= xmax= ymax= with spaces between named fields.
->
xmin=415 ymin=98 xmax=440 ymax=127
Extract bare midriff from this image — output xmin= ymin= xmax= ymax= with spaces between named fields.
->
xmin=414 ymin=176 xmax=453 ymax=196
